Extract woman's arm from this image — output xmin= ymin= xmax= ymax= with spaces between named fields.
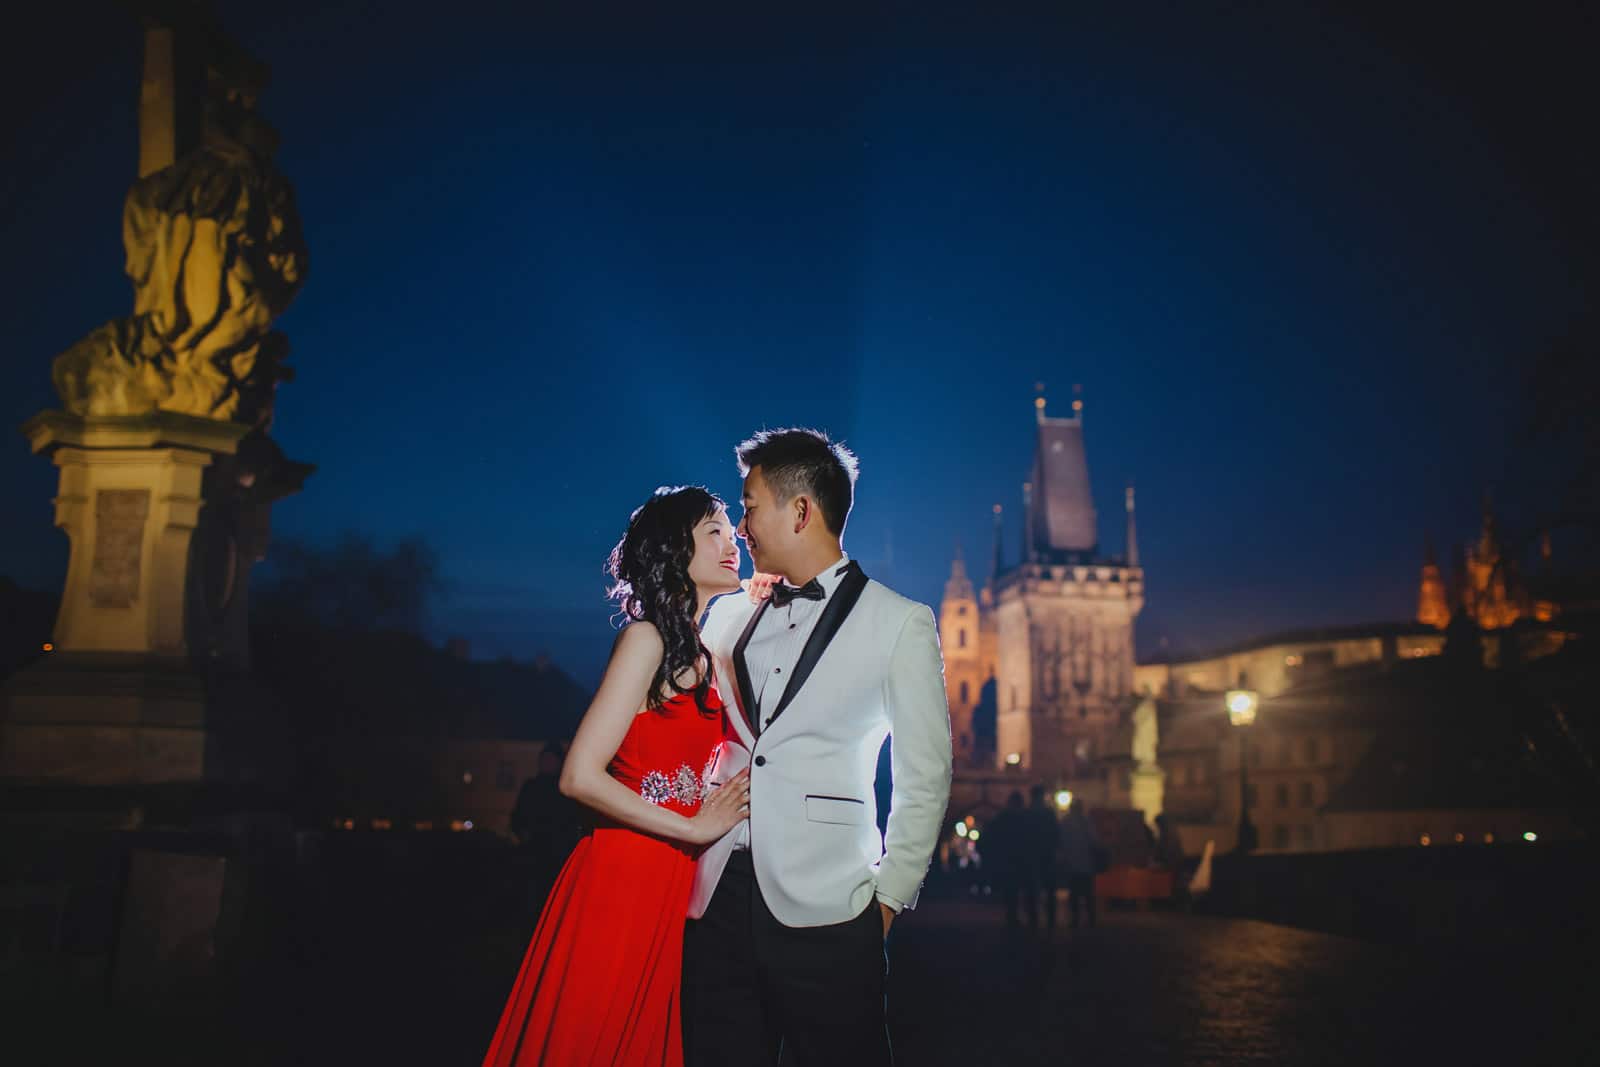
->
xmin=559 ymin=622 xmax=748 ymax=846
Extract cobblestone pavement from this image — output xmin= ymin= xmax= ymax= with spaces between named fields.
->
xmin=18 ymin=885 xmax=1593 ymax=1065
xmin=882 ymin=895 xmax=1594 ymax=1066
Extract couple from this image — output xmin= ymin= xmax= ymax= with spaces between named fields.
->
xmin=481 ymin=428 xmax=954 ymax=1066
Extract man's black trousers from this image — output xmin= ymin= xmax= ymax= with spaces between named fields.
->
xmin=682 ymin=850 xmax=891 ymax=1066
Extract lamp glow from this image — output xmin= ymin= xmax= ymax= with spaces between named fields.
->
xmin=1225 ymin=689 xmax=1259 ymax=726
xmin=1523 ymin=831 xmax=1538 ymax=842
xmin=955 ymin=822 xmax=968 ymax=838
xmin=1005 ymin=752 xmax=1022 ymax=766
xmin=1054 ymin=789 xmax=1073 ymax=811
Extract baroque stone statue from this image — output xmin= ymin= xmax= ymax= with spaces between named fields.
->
xmin=1131 ymin=690 xmax=1159 ymax=771
xmin=51 ymin=8 xmax=306 ymax=430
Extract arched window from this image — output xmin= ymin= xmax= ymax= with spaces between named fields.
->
xmin=959 ymin=680 xmax=970 ymax=705
xmin=959 ymin=629 xmax=968 ymax=648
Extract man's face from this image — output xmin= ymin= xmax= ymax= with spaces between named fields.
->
xmin=737 ymin=466 xmax=794 ymax=578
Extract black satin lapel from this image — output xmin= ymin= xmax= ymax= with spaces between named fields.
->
xmin=732 ymin=598 xmax=769 ymax=737
xmin=769 ymin=562 xmax=868 ymax=725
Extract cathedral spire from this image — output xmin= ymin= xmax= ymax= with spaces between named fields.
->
xmin=1478 ymin=489 xmax=1500 ymax=559
xmin=1417 ymin=534 xmax=1450 ymax=629
xmin=1125 ymin=484 xmax=1139 ymax=567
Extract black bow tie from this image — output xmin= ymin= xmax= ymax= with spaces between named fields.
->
xmin=770 ymin=577 xmax=825 ymax=607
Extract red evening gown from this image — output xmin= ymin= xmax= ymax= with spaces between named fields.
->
xmin=482 ymin=687 xmax=732 ymax=1067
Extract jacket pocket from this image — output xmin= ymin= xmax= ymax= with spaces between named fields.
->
xmin=804 ymin=794 xmax=865 ymax=825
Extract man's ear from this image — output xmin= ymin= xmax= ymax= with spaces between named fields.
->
xmin=793 ymin=495 xmax=811 ymax=534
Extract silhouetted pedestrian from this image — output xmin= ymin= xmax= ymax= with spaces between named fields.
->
xmin=511 ymin=743 xmax=582 ymax=904
xmin=983 ymin=791 xmax=1031 ymax=928
xmin=1059 ymin=799 xmax=1102 ymax=929
xmin=1153 ymin=812 xmax=1188 ymax=905
xmin=1026 ymin=785 xmax=1060 ymax=931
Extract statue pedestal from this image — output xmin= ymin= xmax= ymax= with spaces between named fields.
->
xmin=1 ymin=411 xmax=307 ymax=793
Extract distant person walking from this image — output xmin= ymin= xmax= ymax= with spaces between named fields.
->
xmin=984 ymin=791 xmax=1032 ymax=929
xmin=511 ymin=743 xmax=583 ymax=902
xmin=1025 ymin=785 xmax=1061 ymax=932
xmin=1059 ymin=800 xmax=1102 ymax=929
xmin=1153 ymin=812 xmax=1188 ymax=905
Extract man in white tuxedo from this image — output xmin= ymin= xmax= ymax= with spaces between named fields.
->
xmin=682 ymin=428 xmax=953 ymax=1066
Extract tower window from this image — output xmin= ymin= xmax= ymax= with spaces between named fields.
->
xmin=959 ymin=680 xmax=970 ymax=705
xmin=959 ymin=629 xmax=968 ymax=648
xmin=958 ymin=604 xmax=968 ymax=616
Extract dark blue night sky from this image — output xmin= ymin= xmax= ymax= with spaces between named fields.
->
xmin=2 ymin=3 xmax=1592 ymax=684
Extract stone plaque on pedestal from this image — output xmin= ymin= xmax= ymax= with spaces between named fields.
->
xmin=1 ymin=412 xmax=305 ymax=790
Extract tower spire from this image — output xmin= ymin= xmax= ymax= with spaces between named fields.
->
xmin=1418 ymin=533 xmax=1450 ymax=629
xmin=989 ymin=503 xmax=1004 ymax=588
xmin=1125 ymin=483 xmax=1139 ymax=567
xmin=1021 ymin=481 xmax=1035 ymax=562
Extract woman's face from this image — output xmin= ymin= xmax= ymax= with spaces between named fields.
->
xmin=688 ymin=507 xmax=742 ymax=599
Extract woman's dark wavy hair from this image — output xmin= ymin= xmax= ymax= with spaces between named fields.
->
xmin=606 ymin=485 xmax=724 ymax=716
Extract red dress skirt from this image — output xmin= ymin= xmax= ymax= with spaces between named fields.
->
xmin=482 ymin=688 xmax=732 ymax=1066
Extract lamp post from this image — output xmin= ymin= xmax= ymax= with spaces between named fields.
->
xmin=1226 ymin=685 xmax=1260 ymax=853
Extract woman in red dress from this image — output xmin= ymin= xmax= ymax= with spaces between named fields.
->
xmin=482 ymin=486 xmax=752 ymax=1066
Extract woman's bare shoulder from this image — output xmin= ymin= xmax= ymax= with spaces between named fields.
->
xmin=612 ymin=619 xmax=665 ymax=659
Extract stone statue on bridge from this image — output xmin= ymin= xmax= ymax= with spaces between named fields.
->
xmin=51 ymin=3 xmax=307 ymax=431
xmin=5 ymin=5 xmax=312 ymax=789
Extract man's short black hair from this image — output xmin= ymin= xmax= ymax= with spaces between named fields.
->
xmin=735 ymin=428 xmax=859 ymax=537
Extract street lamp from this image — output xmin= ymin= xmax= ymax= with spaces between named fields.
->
xmin=1225 ymin=684 xmax=1260 ymax=853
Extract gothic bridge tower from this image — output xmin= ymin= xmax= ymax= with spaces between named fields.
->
xmin=992 ymin=390 xmax=1144 ymax=795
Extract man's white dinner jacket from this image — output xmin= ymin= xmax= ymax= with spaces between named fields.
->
xmin=688 ymin=560 xmax=953 ymax=928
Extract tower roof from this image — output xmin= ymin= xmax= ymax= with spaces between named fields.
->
xmin=1029 ymin=396 xmax=1097 ymax=555
xmin=944 ymin=549 xmax=976 ymax=604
